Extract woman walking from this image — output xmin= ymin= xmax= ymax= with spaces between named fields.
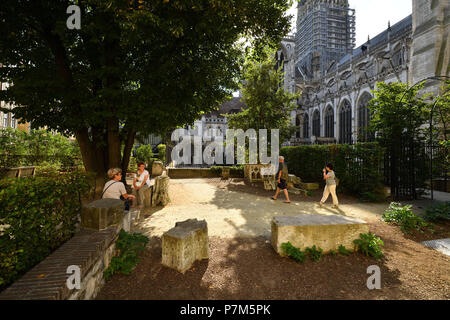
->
xmin=318 ymin=163 xmax=339 ymax=209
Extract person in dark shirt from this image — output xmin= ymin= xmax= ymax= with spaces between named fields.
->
xmin=271 ymin=156 xmax=291 ymax=204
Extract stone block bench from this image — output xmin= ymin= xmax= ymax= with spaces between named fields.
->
xmin=162 ymin=219 xmax=209 ymax=274
xmin=271 ymin=214 xmax=369 ymax=256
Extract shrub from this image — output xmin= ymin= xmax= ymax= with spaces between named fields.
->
xmin=280 ymin=143 xmax=385 ymax=199
xmin=230 ymin=165 xmax=244 ymax=178
xmin=423 ymin=202 xmax=450 ymax=222
xmin=157 ymin=144 xmax=166 ymax=164
xmin=135 ymin=144 xmax=153 ymax=166
xmin=0 ymin=172 xmax=93 ymax=290
xmin=353 ymin=233 xmax=384 ymax=260
xmin=103 ymin=230 xmax=149 ymax=281
xmin=281 ymin=242 xmax=306 ymax=263
xmin=305 ymin=245 xmax=323 ymax=262
xmin=338 ymin=245 xmax=351 ymax=256
xmin=382 ymin=202 xmax=432 ymax=234
xmin=35 ymin=160 xmax=62 ymax=176
xmin=210 ymin=166 xmax=223 ymax=176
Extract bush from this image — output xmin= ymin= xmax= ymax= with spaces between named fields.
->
xmin=281 ymin=143 xmax=385 ymax=199
xmin=423 ymin=202 xmax=450 ymax=222
xmin=35 ymin=160 xmax=62 ymax=176
xmin=135 ymin=144 xmax=153 ymax=166
xmin=338 ymin=245 xmax=351 ymax=256
xmin=229 ymin=165 xmax=244 ymax=178
xmin=281 ymin=242 xmax=306 ymax=263
xmin=103 ymin=230 xmax=149 ymax=281
xmin=210 ymin=166 xmax=223 ymax=176
xmin=157 ymin=144 xmax=166 ymax=164
xmin=305 ymin=245 xmax=323 ymax=262
xmin=382 ymin=202 xmax=432 ymax=234
xmin=0 ymin=172 xmax=93 ymax=290
xmin=353 ymin=233 xmax=384 ymax=260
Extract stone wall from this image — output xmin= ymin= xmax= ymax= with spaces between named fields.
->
xmin=168 ymin=168 xmax=219 ymax=179
xmin=0 ymin=216 xmax=124 ymax=300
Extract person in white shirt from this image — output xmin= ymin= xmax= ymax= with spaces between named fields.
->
xmin=102 ymin=168 xmax=135 ymax=210
xmin=318 ymin=163 xmax=339 ymax=209
xmin=132 ymin=162 xmax=151 ymax=208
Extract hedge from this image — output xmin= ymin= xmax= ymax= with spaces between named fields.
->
xmin=0 ymin=172 xmax=93 ymax=290
xmin=281 ymin=143 xmax=385 ymax=199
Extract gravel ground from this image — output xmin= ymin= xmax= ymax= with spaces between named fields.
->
xmin=96 ymin=178 xmax=450 ymax=300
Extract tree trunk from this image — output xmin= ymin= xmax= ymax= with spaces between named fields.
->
xmin=121 ymin=128 xmax=136 ymax=184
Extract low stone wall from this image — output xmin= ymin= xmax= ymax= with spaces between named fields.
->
xmin=0 ymin=223 xmax=122 ymax=300
xmin=0 ymin=199 xmax=131 ymax=300
xmin=168 ymin=168 xmax=219 ymax=179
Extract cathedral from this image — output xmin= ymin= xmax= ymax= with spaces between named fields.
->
xmin=280 ymin=0 xmax=449 ymax=146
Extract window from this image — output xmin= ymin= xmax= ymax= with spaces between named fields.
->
xmin=303 ymin=114 xmax=310 ymax=139
xmin=358 ymin=94 xmax=374 ymax=142
xmin=325 ymin=106 xmax=334 ymax=138
xmin=339 ymin=100 xmax=352 ymax=144
xmin=3 ymin=112 xmax=9 ymax=127
xmin=312 ymin=110 xmax=320 ymax=137
xmin=11 ymin=115 xmax=16 ymax=128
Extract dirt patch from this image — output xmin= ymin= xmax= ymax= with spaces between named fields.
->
xmin=97 ymin=221 xmax=450 ymax=300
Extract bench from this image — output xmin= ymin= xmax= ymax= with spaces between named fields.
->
xmin=271 ymin=214 xmax=369 ymax=256
xmin=162 ymin=219 xmax=209 ymax=274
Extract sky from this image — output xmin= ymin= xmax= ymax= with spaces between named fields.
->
xmin=287 ymin=0 xmax=413 ymax=47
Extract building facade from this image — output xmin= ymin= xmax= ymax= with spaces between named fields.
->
xmin=288 ymin=0 xmax=449 ymax=146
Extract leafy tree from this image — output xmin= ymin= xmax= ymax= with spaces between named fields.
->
xmin=0 ymin=0 xmax=293 ymax=179
xmin=134 ymin=144 xmax=153 ymax=166
xmin=368 ymin=81 xmax=430 ymax=199
xmin=225 ymin=48 xmax=300 ymax=144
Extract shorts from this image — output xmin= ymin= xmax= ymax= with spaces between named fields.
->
xmin=277 ymin=179 xmax=287 ymax=190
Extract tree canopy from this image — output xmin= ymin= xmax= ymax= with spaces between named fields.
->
xmin=225 ymin=49 xmax=300 ymax=144
xmin=0 ymin=0 xmax=293 ymax=176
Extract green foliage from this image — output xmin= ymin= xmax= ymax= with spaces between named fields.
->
xmin=134 ymin=145 xmax=153 ymax=167
xmin=281 ymin=242 xmax=306 ymax=263
xmin=229 ymin=165 xmax=245 ymax=178
xmin=103 ymin=230 xmax=149 ymax=281
xmin=0 ymin=172 xmax=93 ymax=290
xmin=353 ymin=233 xmax=384 ymax=260
xmin=382 ymin=202 xmax=432 ymax=234
xmin=338 ymin=245 xmax=351 ymax=256
xmin=0 ymin=0 xmax=292 ymax=176
xmin=306 ymin=190 xmax=314 ymax=197
xmin=0 ymin=128 xmax=81 ymax=170
xmin=329 ymin=250 xmax=337 ymax=257
xmin=281 ymin=143 xmax=385 ymax=198
xmin=423 ymin=202 xmax=450 ymax=222
xmin=210 ymin=166 xmax=223 ymax=176
xmin=157 ymin=144 xmax=166 ymax=164
xmin=305 ymin=245 xmax=323 ymax=262
xmin=225 ymin=48 xmax=300 ymax=144
xmin=35 ymin=160 xmax=63 ymax=176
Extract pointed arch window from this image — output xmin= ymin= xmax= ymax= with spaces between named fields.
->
xmin=325 ymin=106 xmax=334 ymax=138
xmin=358 ymin=94 xmax=374 ymax=142
xmin=303 ymin=114 xmax=310 ymax=139
xmin=312 ymin=110 xmax=320 ymax=138
xmin=339 ymin=100 xmax=352 ymax=144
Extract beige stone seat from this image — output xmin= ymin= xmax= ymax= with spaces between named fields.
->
xmin=162 ymin=219 xmax=209 ymax=274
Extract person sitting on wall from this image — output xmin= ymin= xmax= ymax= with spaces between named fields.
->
xmin=271 ymin=156 xmax=291 ymax=204
xmin=102 ymin=168 xmax=136 ymax=211
xmin=132 ymin=162 xmax=151 ymax=208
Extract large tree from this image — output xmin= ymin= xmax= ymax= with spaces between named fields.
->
xmin=225 ymin=49 xmax=300 ymax=144
xmin=0 ymin=0 xmax=292 ymax=178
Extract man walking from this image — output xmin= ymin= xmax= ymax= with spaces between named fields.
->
xmin=271 ymin=156 xmax=291 ymax=204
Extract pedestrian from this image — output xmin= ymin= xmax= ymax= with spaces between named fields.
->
xmin=132 ymin=162 xmax=151 ymax=208
xmin=318 ymin=163 xmax=339 ymax=209
xmin=271 ymin=156 xmax=291 ymax=204
xmin=102 ymin=168 xmax=136 ymax=211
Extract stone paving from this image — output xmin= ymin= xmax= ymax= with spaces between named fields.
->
xmin=421 ymin=238 xmax=450 ymax=257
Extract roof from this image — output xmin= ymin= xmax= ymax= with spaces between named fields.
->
xmin=206 ymin=97 xmax=246 ymax=117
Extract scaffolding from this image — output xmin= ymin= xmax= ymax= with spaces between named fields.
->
xmin=295 ymin=0 xmax=355 ymax=80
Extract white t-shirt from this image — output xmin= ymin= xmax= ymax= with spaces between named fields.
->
xmin=102 ymin=180 xmax=127 ymax=199
xmin=136 ymin=169 xmax=151 ymax=187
